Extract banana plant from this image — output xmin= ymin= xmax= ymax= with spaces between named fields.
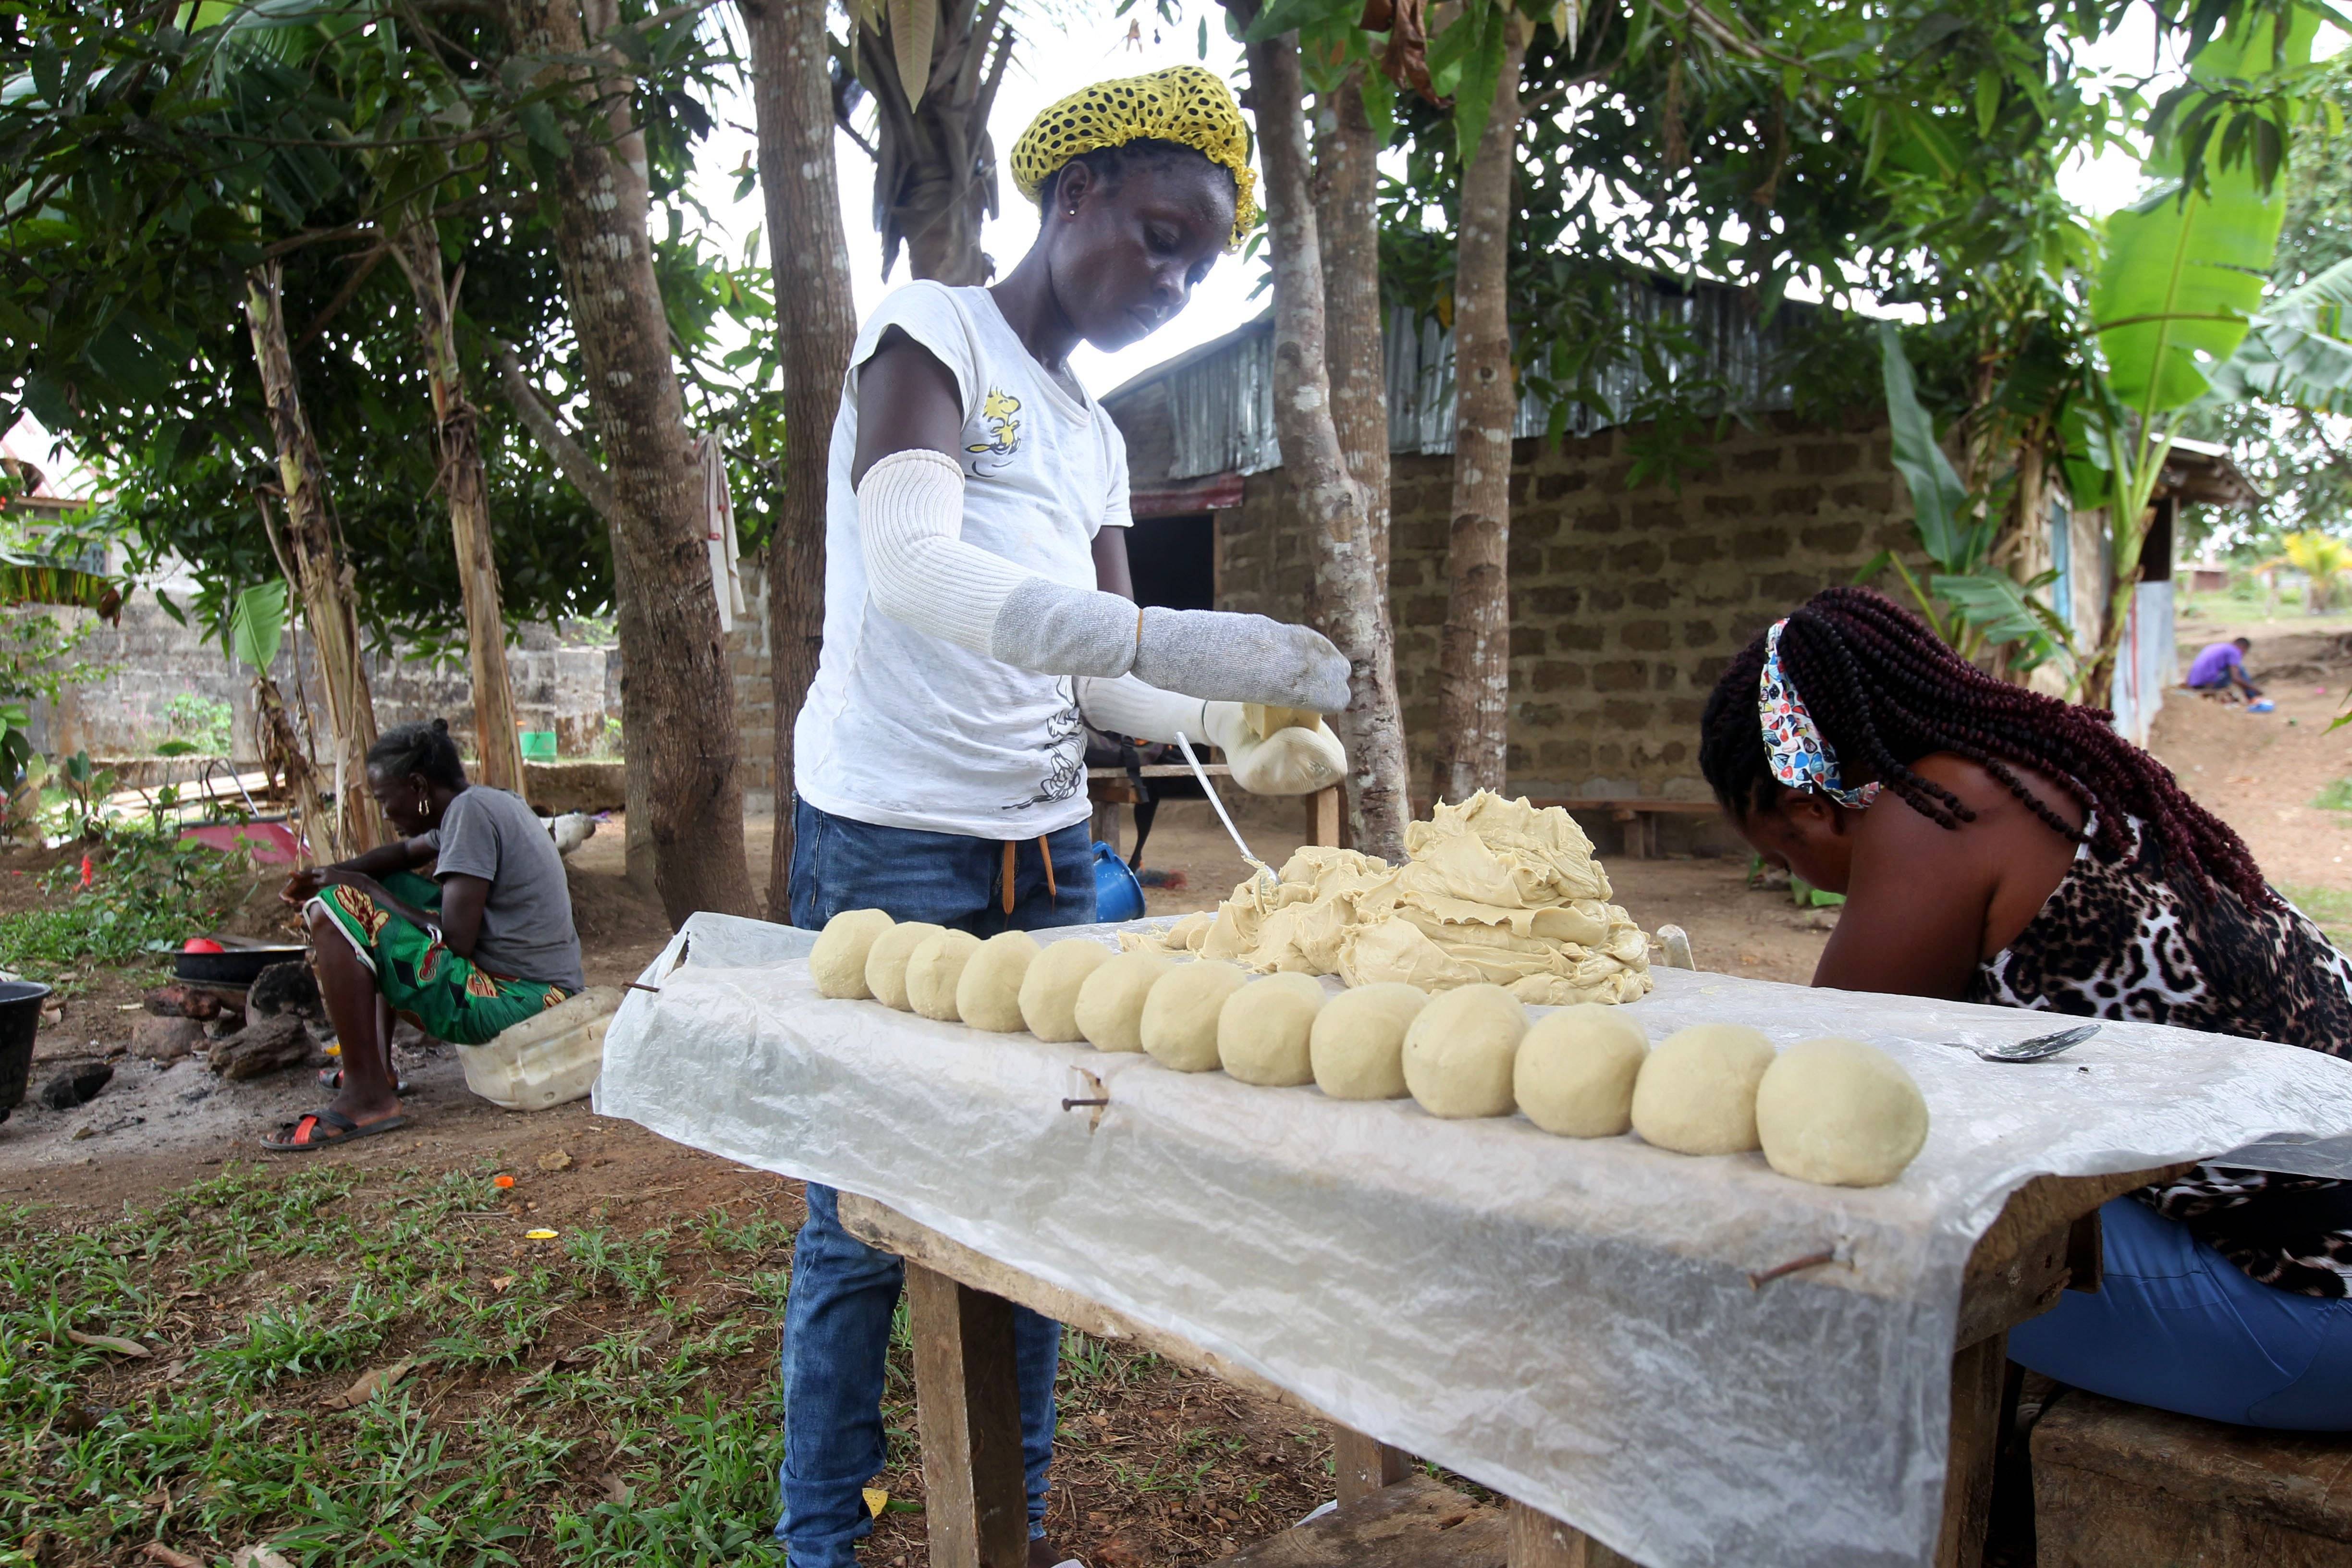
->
xmin=1859 ymin=322 xmax=2079 ymax=676
xmin=2066 ymin=7 xmax=2315 ymax=699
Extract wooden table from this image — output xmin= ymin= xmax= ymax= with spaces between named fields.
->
xmin=839 ymin=1161 xmax=2189 ymax=1568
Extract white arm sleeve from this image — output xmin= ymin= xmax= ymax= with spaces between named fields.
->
xmin=858 ymin=448 xmax=1143 ymax=674
xmin=1074 ymin=674 xmax=1209 ymax=743
xmin=858 ymin=449 xmax=1351 ymax=709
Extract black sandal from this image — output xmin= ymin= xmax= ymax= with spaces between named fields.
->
xmin=260 ymin=1108 xmax=410 ymax=1152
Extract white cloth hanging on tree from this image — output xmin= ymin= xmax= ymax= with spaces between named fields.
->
xmin=693 ymin=432 xmax=746 ymax=634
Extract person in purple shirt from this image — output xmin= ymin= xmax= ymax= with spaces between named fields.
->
xmin=2187 ymin=636 xmax=2261 ymax=699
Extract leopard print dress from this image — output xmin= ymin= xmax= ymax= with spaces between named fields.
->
xmin=1969 ymin=815 xmax=2352 ymax=1298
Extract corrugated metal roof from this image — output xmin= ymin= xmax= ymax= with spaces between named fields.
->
xmin=1103 ymin=279 xmax=1809 ymax=484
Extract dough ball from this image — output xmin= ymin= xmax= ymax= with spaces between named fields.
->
xmin=1075 ymin=953 xmax=1174 ymax=1053
xmin=1218 ymin=972 xmax=1328 ymax=1086
xmin=906 ymin=930 xmax=982 ymax=1021
xmin=810 ymin=909 xmax=894 ymax=999
xmin=1142 ymin=960 xmax=1250 ymax=1072
xmin=1401 ymin=983 xmax=1527 ymax=1118
xmin=1515 ymin=1005 xmax=1649 ymax=1137
xmin=956 ymin=931 xmax=1041 ymax=1033
xmin=1310 ymin=982 xmax=1428 ymax=1100
xmin=866 ymin=921 xmax=945 ymax=1011
xmin=1630 ymin=1023 xmax=1776 ymax=1155
xmin=1020 ymin=940 xmax=1113 ymax=1042
xmin=1755 ymin=1037 xmax=1930 ymax=1188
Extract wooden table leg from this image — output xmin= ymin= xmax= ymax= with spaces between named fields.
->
xmin=906 ymin=1262 xmax=1031 ymax=1568
xmin=1508 ymin=1500 xmax=1639 ymax=1567
xmin=1307 ymin=785 xmax=1341 ymax=849
xmin=1935 ymin=1330 xmax=2008 ymax=1568
xmin=1330 ymin=1423 xmax=1413 ymax=1505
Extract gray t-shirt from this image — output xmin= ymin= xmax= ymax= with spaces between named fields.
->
xmin=425 ymin=787 xmax=585 ymax=993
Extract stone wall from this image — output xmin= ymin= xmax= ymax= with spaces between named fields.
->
xmin=33 ymin=559 xmax=781 ymax=814
xmin=1214 ymin=410 xmax=1922 ymax=802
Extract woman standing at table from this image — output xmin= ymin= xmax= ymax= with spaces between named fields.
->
xmin=780 ymin=66 xmax=1350 ymax=1568
xmin=1697 ymin=586 xmax=2352 ymax=1429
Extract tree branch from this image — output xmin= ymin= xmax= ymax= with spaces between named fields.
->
xmin=491 ymin=344 xmax=618 ymax=523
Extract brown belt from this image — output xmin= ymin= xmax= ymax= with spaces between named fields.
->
xmin=1002 ymin=836 xmax=1059 ymax=915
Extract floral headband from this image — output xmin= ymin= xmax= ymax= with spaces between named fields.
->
xmin=1758 ymin=618 xmax=1879 ymax=809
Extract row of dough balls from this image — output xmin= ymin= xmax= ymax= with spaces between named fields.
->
xmin=809 ymin=911 xmax=1928 ymax=1187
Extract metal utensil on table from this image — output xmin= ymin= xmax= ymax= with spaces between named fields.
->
xmin=1172 ymin=730 xmax=1276 ymax=894
xmin=1959 ymin=1022 xmax=2102 ymax=1063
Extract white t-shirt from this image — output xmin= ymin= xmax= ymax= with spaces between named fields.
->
xmin=793 ymin=282 xmax=1132 ymax=840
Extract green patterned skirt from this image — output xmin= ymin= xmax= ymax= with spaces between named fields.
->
xmin=308 ymin=870 xmax=568 ymax=1047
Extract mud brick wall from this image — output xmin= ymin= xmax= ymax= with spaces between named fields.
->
xmin=1214 ymin=411 xmax=1920 ymax=804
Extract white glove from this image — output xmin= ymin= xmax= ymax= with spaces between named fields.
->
xmin=1078 ymin=676 xmax=1347 ymax=797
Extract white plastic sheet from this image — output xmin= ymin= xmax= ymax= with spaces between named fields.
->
xmin=598 ymin=912 xmax=2352 ymax=1568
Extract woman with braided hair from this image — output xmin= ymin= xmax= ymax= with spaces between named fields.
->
xmin=1700 ymin=586 xmax=2352 ymax=1429
xmin=778 ymin=66 xmax=1351 ymax=1568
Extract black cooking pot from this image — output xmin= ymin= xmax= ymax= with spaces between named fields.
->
xmin=0 ymin=979 xmax=52 ymax=1122
xmin=174 ymin=943 xmax=309 ymax=988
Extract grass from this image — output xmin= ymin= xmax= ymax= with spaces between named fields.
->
xmin=3 ymin=1159 xmax=1335 ymax=1568
xmin=0 ymin=826 xmax=254 ymax=989
xmin=2282 ymin=884 xmax=2352 ymax=949
xmin=2 ymin=1162 xmax=796 ymax=1568
xmin=2315 ymin=780 xmax=2352 ymax=812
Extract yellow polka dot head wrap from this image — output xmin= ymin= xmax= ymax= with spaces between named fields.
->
xmin=1008 ymin=64 xmax=1259 ymax=252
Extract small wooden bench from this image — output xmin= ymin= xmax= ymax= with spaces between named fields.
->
xmin=1522 ymin=798 xmax=1719 ymax=860
xmin=1207 ymin=1472 xmax=1508 ymax=1567
xmin=1088 ymin=765 xmax=1342 ymax=859
xmin=2034 ymin=1389 xmax=2352 ymax=1566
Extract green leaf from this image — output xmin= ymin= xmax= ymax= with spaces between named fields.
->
xmin=229 ymin=580 xmax=287 ymax=671
xmin=2094 ymin=10 xmax=2313 ymax=418
xmin=1449 ymin=5 xmax=1507 ymax=168
xmin=1876 ymin=323 xmax=1971 ymax=571
xmin=2207 ymin=254 xmax=2352 ymax=412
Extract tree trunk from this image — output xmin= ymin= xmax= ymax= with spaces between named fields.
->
xmin=1234 ymin=21 xmax=1413 ymax=865
xmin=746 ymin=0 xmax=859 ymax=922
xmin=1430 ymin=19 xmax=1528 ymax=805
xmin=506 ymin=0 xmax=756 ymax=925
xmin=1309 ymin=66 xmax=1410 ymax=862
xmin=244 ymin=261 xmax=382 ymax=858
xmin=490 ymin=344 xmax=655 ymax=889
xmin=390 ymin=221 xmax=528 ymax=800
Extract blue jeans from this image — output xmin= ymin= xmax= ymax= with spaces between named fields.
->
xmin=777 ymin=797 xmax=1096 ymax=1566
xmin=2010 ymin=1196 xmax=2352 ymax=1429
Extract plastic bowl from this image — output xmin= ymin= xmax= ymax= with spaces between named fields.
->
xmin=0 ymin=980 xmax=54 ymax=1123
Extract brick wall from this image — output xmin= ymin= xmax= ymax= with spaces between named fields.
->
xmin=1215 ymin=410 xmax=1921 ymax=801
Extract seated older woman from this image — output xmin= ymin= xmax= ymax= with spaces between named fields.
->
xmin=265 ymin=718 xmax=583 ymax=1151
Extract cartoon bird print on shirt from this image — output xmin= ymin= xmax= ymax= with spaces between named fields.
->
xmin=967 ymin=388 xmax=1022 ymax=472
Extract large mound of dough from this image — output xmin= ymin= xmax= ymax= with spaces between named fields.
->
xmin=1311 ymin=982 xmax=1427 ymax=1100
xmin=1128 ymin=792 xmax=1650 ymax=1005
xmin=1631 ymin=1023 xmax=1776 ymax=1155
xmin=1142 ymin=961 xmax=1249 ymax=1071
xmin=1402 ymin=983 xmax=1527 ymax=1118
xmin=906 ymin=930 xmax=982 ymax=1021
xmin=1516 ymin=1005 xmax=1648 ymax=1137
xmin=1755 ymin=1038 xmax=1929 ymax=1187
xmin=1218 ymin=972 xmax=1326 ymax=1086
xmin=811 ymin=909 xmax=894 ymax=999
xmin=1020 ymin=940 xmax=1113 ymax=1042
xmin=866 ymin=921 xmax=945 ymax=1011
xmin=957 ymin=931 xmax=1041 ymax=1032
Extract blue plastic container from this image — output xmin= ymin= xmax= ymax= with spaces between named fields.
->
xmin=1092 ymin=842 xmax=1145 ymax=923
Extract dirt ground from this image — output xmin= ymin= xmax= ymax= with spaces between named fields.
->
xmin=10 ymin=615 xmax=2352 ymax=1565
